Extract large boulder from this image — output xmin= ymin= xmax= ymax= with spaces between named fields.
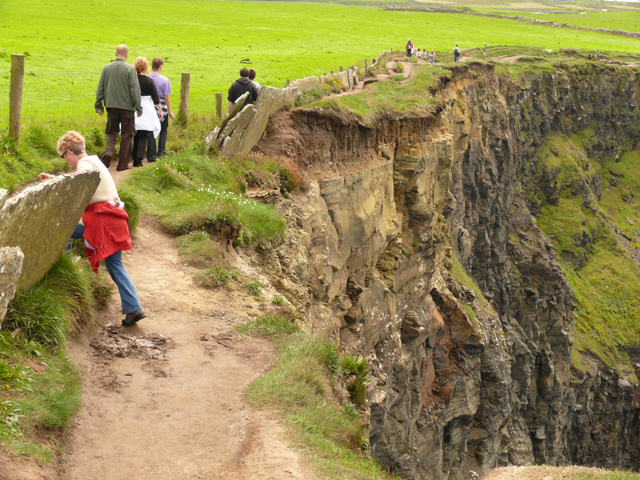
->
xmin=0 ymin=171 xmax=100 ymax=289
xmin=220 ymin=86 xmax=297 ymax=157
xmin=0 ymin=246 xmax=24 ymax=326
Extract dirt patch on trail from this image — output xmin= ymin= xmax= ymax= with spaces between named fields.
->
xmin=51 ymin=213 xmax=308 ymax=480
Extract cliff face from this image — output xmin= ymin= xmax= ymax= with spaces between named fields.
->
xmin=251 ymin=62 xmax=640 ymax=479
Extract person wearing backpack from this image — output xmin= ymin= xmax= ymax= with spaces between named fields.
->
xmin=453 ymin=45 xmax=461 ymax=62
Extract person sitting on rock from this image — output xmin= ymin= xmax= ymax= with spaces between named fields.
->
xmin=39 ymin=131 xmax=146 ymax=327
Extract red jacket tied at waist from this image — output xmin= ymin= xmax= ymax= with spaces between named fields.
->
xmin=82 ymin=201 xmax=133 ymax=273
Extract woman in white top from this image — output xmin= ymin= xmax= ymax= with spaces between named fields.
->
xmin=132 ymin=57 xmax=162 ymax=168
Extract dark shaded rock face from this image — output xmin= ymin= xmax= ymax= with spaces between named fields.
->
xmin=253 ymin=63 xmax=640 ymax=479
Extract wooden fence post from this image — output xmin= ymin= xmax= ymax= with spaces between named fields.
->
xmin=9 ymin=54 xmax=25 ymax=145
xmin=286 ymin=79 xmax=290 ymax=86
xmin=215 ymin=93 xmax=222 ymax=119
xmin=178 ymin=72 xmax=190 ymax=125
xmin=340 ymin=66 xmax=343 ymax=72
xmin=364 ymin=59 xmax=368 ymax=73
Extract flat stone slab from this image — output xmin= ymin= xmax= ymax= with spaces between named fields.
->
xmin=0 ymin=171 xmax=100 ymax=289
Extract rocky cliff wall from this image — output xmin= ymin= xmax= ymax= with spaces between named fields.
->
xmin=251 ymin=62 xmax=640 ymax=479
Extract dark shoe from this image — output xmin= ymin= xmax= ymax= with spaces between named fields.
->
xmin=122 ymin=309 xmax=146 ymax=327
xmin=101 ymin=154 xmax=112 ymax=168
xmin=147 ymin=158 xmax=156 ymax=163
xmin=116 ymin=166 xmax=131 ymax=171
xmin=133 ymin=162 xmax=142 ymax=168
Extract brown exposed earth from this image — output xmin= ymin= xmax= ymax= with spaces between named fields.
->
xmin=58 ymin=213 xmax=308 ymax=480
xmin=1 ymin=209 xmax=308 ymax=480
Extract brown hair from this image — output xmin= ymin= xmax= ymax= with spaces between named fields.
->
xmin=134 ymin=56 xmax=149 ymax=75
xmin=248 ymin=69 xmax=256 ymax=80
xmin=57 ymin=131 xmax=86 ymax=155
xmin=240 ymin=67 xmax=250 ymax=78
xmin=151 ymin=57 xmax=164 ymax=71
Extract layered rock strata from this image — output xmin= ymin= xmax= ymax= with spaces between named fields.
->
xmin=250 ymin=62 xmax=640 ymax=479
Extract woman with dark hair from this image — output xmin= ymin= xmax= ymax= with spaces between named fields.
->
xmin=132 ymin=56 xmax=162 ymax=167
xmin=39 ymin=131 xmax=146 ymax=327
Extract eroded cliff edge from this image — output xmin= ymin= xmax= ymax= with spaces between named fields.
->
xmin=248 ymin=62 xmax=640 ymax=479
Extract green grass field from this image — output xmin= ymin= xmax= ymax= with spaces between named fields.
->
xmin=482 ymin=10 xmax=640 ymax=32
xmin=1 ymin=0 xmax=640 ymax=129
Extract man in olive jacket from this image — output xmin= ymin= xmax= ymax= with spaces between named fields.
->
xmin=95 ymin=44 xmax=142 ymax=171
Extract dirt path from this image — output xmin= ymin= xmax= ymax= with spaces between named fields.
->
xmin=58 ymin=213 xmax=307 ymax=480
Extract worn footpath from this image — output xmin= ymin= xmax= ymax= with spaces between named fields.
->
xmin=58 ymin=213 xmax=307 ymax=480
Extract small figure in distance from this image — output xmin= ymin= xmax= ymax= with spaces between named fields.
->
xmin=149 ymin=57 xmax=175 ymax=159
xmin=39 ymin=131 xmax=146 ymax=327
xmin=227 ymin=67 xmax=259 ymax=113
xmin=588 ymin=52 xmax=592 ymax=61
xmin=429 ymin=49 xmax=436 ymax=64
xmin=248 ymin=68 xmax=261 ymax=92
xmin=453 ymin=44 xmax=461 ymax=62
xmin=94 ymin=44 xmax=142 ymax=171
xmin=595 ymin=50 xmax=600 ymax=61
xmin=406 ymin=38 xmax=414 ymax=58
xmin=132 ymin=56 xmax=162 ymax=168
xmin=483 ymin=44 xmax=488 ymax=61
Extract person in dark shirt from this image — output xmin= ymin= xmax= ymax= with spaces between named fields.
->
xmin=132 ymin=57 xmax=162 ymax=167
xmin=227 ymin=67 xmax=259 ymax=112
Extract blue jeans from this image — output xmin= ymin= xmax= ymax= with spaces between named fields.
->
xmin=157 ymin=115 xmax=169 ymax=157
xmin=146 ymin=130 xmax=157 ymax=162
xmin=71 ymin=225 xmax=142 ymax=314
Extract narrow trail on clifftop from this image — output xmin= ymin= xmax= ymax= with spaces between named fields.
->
xmin=58 ymin=209 xmax=307 ymax=479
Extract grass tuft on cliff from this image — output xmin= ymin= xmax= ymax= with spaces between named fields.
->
xmin=0 ymin=254 xmax=101 ymax=462
xmin=305 ymin=64 xmax=442 ymax=121
xmin=239 ymin=315 xmax=396 ymax=480
xmin=120 ymin=150 xmax=288 ymax=247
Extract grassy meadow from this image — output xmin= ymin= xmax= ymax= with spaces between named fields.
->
xmin=1 ymin=0 xmax=640 ymax=129
xmin=488 ymin=10 xmax=640 ymax=32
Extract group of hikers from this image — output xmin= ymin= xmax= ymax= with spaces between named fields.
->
xmin=405 ymin=39 xmax=438 ymax=63
xmin=93 ymin=44 xmax=262 ymax=173
xmin=406 ymin=39 xmax=490 ymax=63
xmin=36 ymin=44 xmax=265 ymax=329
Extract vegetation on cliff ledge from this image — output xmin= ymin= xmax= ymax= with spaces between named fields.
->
xmin=530 ymin=134 xmax=640 ymax=375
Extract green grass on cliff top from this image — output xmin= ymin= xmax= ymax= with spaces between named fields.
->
xmin=1 ymin=0 xmax=640 ymax=128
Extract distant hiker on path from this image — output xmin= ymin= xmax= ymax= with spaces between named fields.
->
xmin=149 ymin=57 xmax=174 ymax=159
xmin=227 ymin=67 xmax=259 ymax=112
xmin=248 ymin=68 xmax=261 ymax=92
xmin=39 ymin=131 xmax=146 ymax=327
xmin=429 ymin=49 xmax=436 ymax=64
xmin=132 ymin=56 xmax=162 ymax=168
xmin=483 ymin=44 xmax=488 ymax=60
xmin=94 ymin=44 xmax=142 ymax=171
xmin=595 ymin=50 xmax=600 ymax=60
xmin=406 ymin=39 xmax=414 ymax=58
xmin=453 ymin=45 xmax=461 ymax=62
